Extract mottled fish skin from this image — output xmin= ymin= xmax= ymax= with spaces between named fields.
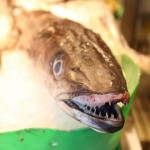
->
xmin=15 ymin=10 xmax=129 ymax=133
xmin=16 ymin=11 xmax=127 ymax=93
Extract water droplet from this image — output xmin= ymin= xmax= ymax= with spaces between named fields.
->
xmin=60 ymin=42 xmax=64 ymax=46
xmin=51 ymin=141 xmax=59 ymax=147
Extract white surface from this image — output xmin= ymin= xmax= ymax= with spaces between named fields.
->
xmin=0 ymin=50 xmax=85 ymax=132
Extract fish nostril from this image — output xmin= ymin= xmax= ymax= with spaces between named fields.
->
xmin=70 ymin=67 xmax=80 ymax=73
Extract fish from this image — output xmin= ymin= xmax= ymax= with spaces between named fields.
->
xmin=14 ymin=10 xmax=130 ymax=133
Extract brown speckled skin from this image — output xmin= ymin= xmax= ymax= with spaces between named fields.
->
xmin=13 ymin=10 xmax=129 ymax=132
xmin=15 ymin=10 xmax=127 ymax=95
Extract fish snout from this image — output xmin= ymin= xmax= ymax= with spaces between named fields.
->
xmin=58 ymin=91 xmax=130 ymax=133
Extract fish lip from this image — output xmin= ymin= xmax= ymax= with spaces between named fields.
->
xmin=56 ymin=91 xmax=130 ymax=106
xmin=57 ymin=91 xmax=129 ymax=133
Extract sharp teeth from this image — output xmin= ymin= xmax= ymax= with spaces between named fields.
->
xmin=109 ymin=102 xmax=111 ymax=106
xmin=111 ymin=114 xmax=114 ymax=118
xmin=117 ymin=102 xmax=124 ymax=107
xmin=94 ymin=107 xmax=96 ymax=113
xmin=106 ymin=113 xmax=108 ymax=118
xmin=99 ymin=112 xmax=101 ymax=117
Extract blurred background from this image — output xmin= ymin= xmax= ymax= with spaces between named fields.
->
xmin=120 ymin=0 xmax=150 ymax=149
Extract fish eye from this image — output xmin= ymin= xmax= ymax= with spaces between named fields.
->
xmin=53 ymin=59 xmax=63 ymax=80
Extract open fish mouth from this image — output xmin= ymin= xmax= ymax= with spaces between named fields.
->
xmin=57 ymin=91 xmax=130 ymax=133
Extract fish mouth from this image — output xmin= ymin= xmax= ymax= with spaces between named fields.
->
xmin=57 ymin=91 xmax=130 ymax=133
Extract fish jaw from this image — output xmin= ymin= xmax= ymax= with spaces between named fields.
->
xmin=57 ymin=91 xmax=130 ymax=133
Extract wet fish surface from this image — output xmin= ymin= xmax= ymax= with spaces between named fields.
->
xmin=14 ymin=10 xmax=130 ymax=133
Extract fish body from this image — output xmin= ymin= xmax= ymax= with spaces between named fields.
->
xmin=14 ymin=10 xmax=129 ymax=133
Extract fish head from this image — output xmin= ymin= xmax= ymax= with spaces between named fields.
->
xmin=26 ymin=12 xmax=130 ymax=133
